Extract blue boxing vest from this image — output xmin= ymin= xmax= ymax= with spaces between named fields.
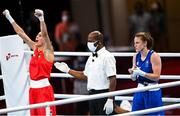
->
xmin=136 ymin=50 xmax=157 ymax=84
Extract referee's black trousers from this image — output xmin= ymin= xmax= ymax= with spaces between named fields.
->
xmin=88 ymin=89 xmax=109 ymax=115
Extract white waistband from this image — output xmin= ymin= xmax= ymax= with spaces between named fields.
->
xmin=30 ymin=78 xmax=50 ymax=88
xmin=138 ymin=83 xmax=160 ymax=91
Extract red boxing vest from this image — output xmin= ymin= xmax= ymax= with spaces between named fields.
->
xmin=29 ymin=48 xmax=53 ymax=80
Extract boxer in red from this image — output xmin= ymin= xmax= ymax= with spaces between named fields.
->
xmin=3 ymin=9 xmax=56 ymax=115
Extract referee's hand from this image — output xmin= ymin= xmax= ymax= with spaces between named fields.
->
xmin=103 ymin=98 xmax=113 ymax=114
xmin=54 ymin=62 xmax=70 ymax=73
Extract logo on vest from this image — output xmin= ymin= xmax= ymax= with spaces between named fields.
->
xmin=6 ymin=53 xmax=19 ymax=61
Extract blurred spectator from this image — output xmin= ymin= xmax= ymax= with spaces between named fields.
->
xmin=73 ymin=56 xmax=89 ymax=115
xmin=129 ymin=1 xmax=152 ymax=40
xmin=149 ymin=1 xmax=168 ymax=52
xmin=72 ymin=35 xmax=89 ymax=115
xmin=54 ymin=10 xmax=81 ymax=94
xmin=54 ymin=10 xmax=80 ymax=52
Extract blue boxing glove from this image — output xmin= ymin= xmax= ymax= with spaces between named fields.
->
xmin=133 ymin=67 xmax=146 ymax=77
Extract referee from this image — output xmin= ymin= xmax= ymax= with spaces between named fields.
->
xmin=55 ymin=31 xmax=117 ymax=115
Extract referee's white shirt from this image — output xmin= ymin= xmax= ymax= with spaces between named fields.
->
xmin=84 ymin=47 xmax=116 ymax=91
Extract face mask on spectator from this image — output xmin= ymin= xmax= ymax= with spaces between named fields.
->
xmin=62 ymin=15 xmax=68 ymax=22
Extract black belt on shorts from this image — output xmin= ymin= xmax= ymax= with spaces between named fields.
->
xmin=88 ymin=89 xmax=109 ymax=95
xmin=138 ymin=81 xmax=158 ymax=86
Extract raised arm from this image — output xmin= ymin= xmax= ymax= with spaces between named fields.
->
xmin=2 ymin=9 xmax=35 ymax=50
xmin=34 ymin=9 xmax=54 ymax=62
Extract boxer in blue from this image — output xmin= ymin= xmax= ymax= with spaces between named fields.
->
xmin=129 ymin=32 xmax=164 ymax=115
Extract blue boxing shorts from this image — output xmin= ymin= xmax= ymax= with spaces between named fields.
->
xmin=132 ymin=88 xmax=164 ymax=115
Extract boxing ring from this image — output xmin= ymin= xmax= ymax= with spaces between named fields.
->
xmin=0 ymin=50 xmax=180 ymax=115
xmin=0 ymin=81 xmax=180 ymax=115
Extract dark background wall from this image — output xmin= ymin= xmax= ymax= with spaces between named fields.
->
xmin=0 ymin=0 xmax=180 ymax=52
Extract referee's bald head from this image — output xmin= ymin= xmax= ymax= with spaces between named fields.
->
xmin=88 ymin=31 xmax=104 ymax=44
